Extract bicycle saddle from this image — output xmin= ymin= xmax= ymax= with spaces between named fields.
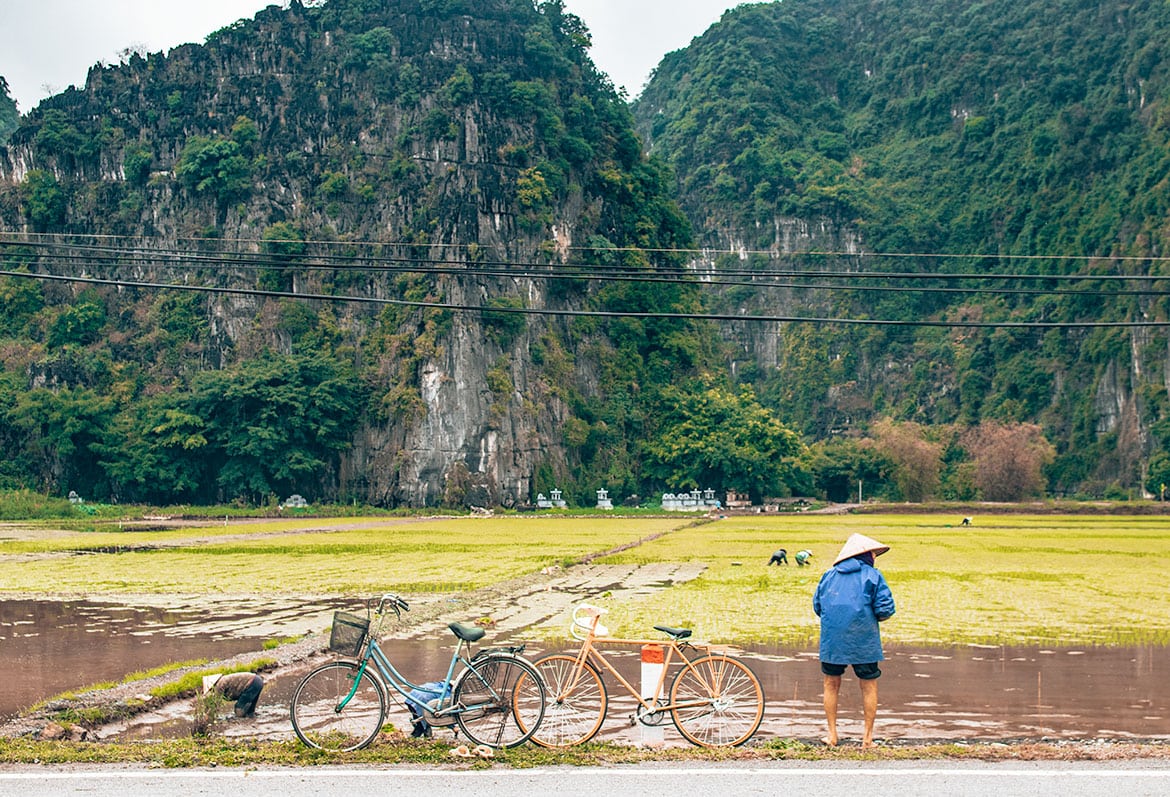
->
xmin=449 ymin=622 xmax=487 ymax=643
xmin=654 ymin=625 xmax=692 ymax=640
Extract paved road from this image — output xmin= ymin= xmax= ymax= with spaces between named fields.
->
xmin=4 ymin=762 xmax=1170 ymax=797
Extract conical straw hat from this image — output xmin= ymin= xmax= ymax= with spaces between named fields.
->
xmin=833 ymin=533 xmax=890 ymax=565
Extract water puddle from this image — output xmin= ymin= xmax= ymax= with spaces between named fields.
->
xmin=0 ymin=597 xmax=338 ymax=721
xmin=747 ymin=643 xmax=1170 ymax=742
xmin=3 ymin=597 xmax=1169 ymax=744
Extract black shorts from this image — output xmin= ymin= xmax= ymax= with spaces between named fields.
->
xmin=821 ymin=661 xmax=881 ymax=680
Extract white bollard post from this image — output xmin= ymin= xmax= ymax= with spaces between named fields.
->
xmin=639 ymin=644 xmax=665 ymax=748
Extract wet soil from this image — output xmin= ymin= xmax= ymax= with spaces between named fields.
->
xmin=2 ymin=561 xmax=1168 ymax=746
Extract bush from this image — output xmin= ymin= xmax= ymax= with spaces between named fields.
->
xmin=0 ymin=490 xmax=75 ymax=520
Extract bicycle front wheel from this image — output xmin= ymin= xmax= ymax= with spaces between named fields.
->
xmin=453 ymin=653 xmax=546 ymax=748
xmin=290 ymin=661 xmax=386 ymax=751
xmin=669 ymin=654 xmax=764 ymax=747
xmin=526 ymin=654 xmax=608 ymax=747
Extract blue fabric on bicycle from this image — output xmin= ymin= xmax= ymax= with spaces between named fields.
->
xmin=407 ymin=681 xmax=451 ymax=736
xmin=409 ymin=681 xmax=449 ymax=707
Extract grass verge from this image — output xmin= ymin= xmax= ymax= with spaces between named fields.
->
xmin=0 ymin=737 xmax=1166 ymax=766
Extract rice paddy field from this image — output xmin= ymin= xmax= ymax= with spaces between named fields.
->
xmin=585 ymin=513 xmax=1170 ymax=647
xmin=0 ymin=516 xmax=689 ymax=595
xmin=2 ymin=512 xmax=1169 ymax=647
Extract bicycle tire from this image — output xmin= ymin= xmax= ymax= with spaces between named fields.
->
xmin=525 ymin=654 xmax=608 ymax=747
xmin=453 ymin=653 xmax=546 ymax=748
xmin=669 ymin=654 xmax=764 ymax=747
xmin=290 ymin=661 xmax=386 ymax=751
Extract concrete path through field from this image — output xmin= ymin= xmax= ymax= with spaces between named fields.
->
xmin=403 ymin=562 xmax=707 ymax=640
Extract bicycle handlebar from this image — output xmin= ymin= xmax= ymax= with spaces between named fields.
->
xmin=375 ymin=593 xmax=410 ymax=614
xmin=571 ymin=603 xmax=609 ymax=640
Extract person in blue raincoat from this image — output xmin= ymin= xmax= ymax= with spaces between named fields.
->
xmin=813 ymin=533 xmax=895 ymax=748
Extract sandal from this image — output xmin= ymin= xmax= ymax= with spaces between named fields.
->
xmin=449 ymin=744 xmax=474 ymax=758
xmin=473 ymin=744 xmax=494 ymax=758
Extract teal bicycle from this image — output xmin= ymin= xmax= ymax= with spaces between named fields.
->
xmin=290 ymin=594 xmax=546 ymax=752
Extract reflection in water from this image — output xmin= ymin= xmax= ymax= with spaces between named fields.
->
xmin=0 ymin=598 xmax=332 ymax=720
xmin=3 ymin=599 xmax=1169 ymax=742
xmin=746 ymin=642 xmax=1170 ymax=741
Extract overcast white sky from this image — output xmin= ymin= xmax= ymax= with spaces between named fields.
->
xmin=0 ymin=0 xmax=739 ymax=113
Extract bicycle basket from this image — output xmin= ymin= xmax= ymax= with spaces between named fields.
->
xmin=329 ymin=611 xmax=369 ymax=656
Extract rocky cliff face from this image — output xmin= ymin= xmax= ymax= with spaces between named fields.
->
xmin=631 ymin=0 xmax=1170 ymax=494
xmin=0 ymin=0 xmax=690 ymax=507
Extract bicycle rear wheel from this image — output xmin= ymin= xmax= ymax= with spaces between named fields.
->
xmin=525 ymin=654 xmax=608 ymax=747
xmin=669 ymin=654 xmax=764 ymax=747
xmin=453 ymin=653 xmax=546 ymax=748
xmin=290 ymin=661 xmax=386 ymax=751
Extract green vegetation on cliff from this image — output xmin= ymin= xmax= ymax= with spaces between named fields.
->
xmin=5 ymin=0 xmax=1170 ymax=506
xmin=0 ymin=0 xmax=758 ymax=507
xmin=0 ymin=77 xmax=17 ymax=145
xmin=635 ymin=0 xmax=1170 ymax=498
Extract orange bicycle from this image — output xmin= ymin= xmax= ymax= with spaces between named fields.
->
xmin=524 ymin=604 xmax=764 ymax=748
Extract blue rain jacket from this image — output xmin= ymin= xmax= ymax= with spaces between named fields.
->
xmin=813 ymin=556 xmax=896 ymax=665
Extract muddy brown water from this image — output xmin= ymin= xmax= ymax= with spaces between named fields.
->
xmin=3 ymin=598 xmax=1168 ymax=744
xmin=0 ymin=597 xmax=341 ymax=721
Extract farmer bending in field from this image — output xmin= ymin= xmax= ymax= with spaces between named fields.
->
xmin=813 ymin=533 xmax=896 ymax=748
xmin=795 ymin=549 xmax=813 ymax=566
xmin=768 ymin=548 xmax=788 ymax=565
xmin=202 ymin=672 xmax=265 ymax=718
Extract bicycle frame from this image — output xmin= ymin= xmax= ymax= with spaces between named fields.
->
xmin=333 ymin=600 xmax=501 ymax=722
xmin=556 ymin=607 xmax=729 ymax=714
xmin=292 ymin=593 xmax=548 ymax=752
xmin=529 ymin=603 xmax=764 ymax=749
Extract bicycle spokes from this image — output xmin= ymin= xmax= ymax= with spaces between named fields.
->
xmin=670 ymin=655 xmax=764 ymax=747
xmin=455 ymin=654 xmax=546 ymax=749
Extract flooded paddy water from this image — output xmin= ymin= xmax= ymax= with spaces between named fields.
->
xmin=3 ymin=597 xmax=1168 ymax=744
xmin=0 ymin=597 xmax=341 ymax=722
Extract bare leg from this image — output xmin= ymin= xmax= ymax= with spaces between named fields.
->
xmin=821 ymin=674 xmax=842 ymax=746
xmin=859 ymin=677 xmax=878 ymax=748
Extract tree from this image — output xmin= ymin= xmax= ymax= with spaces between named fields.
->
xmin=47 ymin=290 xmax=107 ymax=348
xmin=98 ymin=400 xmax=209 ymax=503
xmin=0 ymin=76 xmax=18 ymax=145
xmin=962 ymin=421 xmax=1055 ymax=501
xmin=869 ymin=419 xmax=943 ymax=502
xmin=803 ymin=438 xmax=892 ymax=503
xmin=482 ymin=295 xmax=527 ymax=347
xmin=122 ymin=143 xmax=153 ymax=187
xmin=175 ymin=135 xmax=253 ymax=205
xmin=0 ymin=273 xmax=45 ymax=337
xmin=643 ymin=382 xmax=803 ymax=500
xmin=184 ymin=351 xmax=366 ymax=503
xmin=22 ymin=170 xmax=67 ymax=230
xmin=260 ymin=222 xmax=306 ymax=291
xmin=1145 ymin=450 xmax=1170 ymax=500
xmin=6 ymin=387 xmax=117 ymax=497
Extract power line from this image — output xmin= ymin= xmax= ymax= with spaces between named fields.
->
xmin=0 ymin=268 xmax=1163 ymax=329
xmin=9 ymin=251 xmax=1170 ymax=299
xmin=5 ymin=239 xmax=1170 ymax=291
xmin=5 ymin=230 xmax=1170 ymax=264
